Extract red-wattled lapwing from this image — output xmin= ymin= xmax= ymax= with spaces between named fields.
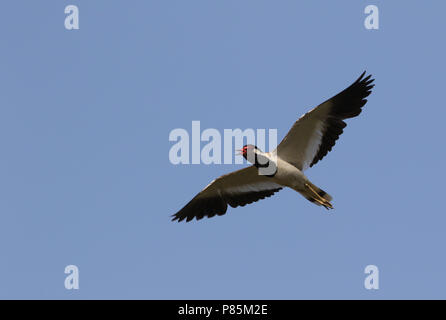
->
xmin=172 ymin=72 xmax=374 ymax=222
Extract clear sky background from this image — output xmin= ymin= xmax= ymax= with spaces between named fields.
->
xmin=1 ymin=1 xmax=445 ymax=299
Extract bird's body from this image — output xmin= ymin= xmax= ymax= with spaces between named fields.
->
xmin=253 ymin=152 xmax=306 ymax=190
xmin=271 ymin=157 xmax=307 ymax=190
xmin=247 ymin=149 xmax=333 ymax=209
xmin=172 ymin=72 xmax=374 ymax=222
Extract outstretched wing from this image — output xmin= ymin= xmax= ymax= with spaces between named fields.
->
xmin=275 ymin=72 xmax=374 ymax=170
xmin=172 ymin=166 xmax=282 ymax=222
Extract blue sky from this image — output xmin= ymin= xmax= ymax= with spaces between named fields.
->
xmin=1 ymin=1 xmax=445 ymax=299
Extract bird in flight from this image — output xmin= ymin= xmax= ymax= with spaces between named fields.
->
xmin=172 ymin=72 xmax=375 ymax=222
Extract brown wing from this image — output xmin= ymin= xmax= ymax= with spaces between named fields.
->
xmin=172 ymin=166 xmax=282 ymax=222
xmin=275 ymin=72 xmax=374 ymax=170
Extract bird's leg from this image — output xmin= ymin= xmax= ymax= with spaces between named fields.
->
xmin=305 ymin=183 xmax=333 ymax=209
xmin=305 ymin=183 xmax=324 ymax=201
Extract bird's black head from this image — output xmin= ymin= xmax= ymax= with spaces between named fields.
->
xmin=239 ymin=144 xmax=261 ymax=160
xmin=238 ymin=144 xmax=275 ymax=176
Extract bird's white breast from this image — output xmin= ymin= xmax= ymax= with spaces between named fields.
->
xmin=271 ymin=157 xmax=307 ymax=190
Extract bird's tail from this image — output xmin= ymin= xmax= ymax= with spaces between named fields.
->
xmin=303 ymin=181 xmax=333 ymax=210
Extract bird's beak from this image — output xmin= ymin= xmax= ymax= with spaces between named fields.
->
xmin=235 ymin=149 xmax=243 ymax=156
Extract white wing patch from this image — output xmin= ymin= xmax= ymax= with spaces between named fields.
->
xmin=225 ymin=181 xmax=281 ymax=195
xmin=301 ymin=121 xmax=325 ymax=171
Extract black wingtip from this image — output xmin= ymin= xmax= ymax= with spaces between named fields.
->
xmin=171 ymin=213 xmax=182 ymax=222
xmin=171 ymin=212 xmax=196 ymax=223
xmin=358 ymin=70 xmax=375 ymax=84
xmin=356 ymin=70 xmax=374 ymax=83
xmin=359 ymin=70 xmax=367 ymax=80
